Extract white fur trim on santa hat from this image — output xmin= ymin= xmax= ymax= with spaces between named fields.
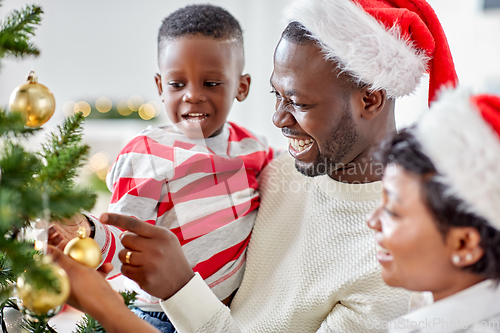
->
xmin=284 ymin=0 xmax=430 ymax=99
xmin=415 ymin=87 xmax=500 ymax=230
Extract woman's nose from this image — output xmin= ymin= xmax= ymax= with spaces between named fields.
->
xmin=366 ymin=205 xmax=382 ymax=232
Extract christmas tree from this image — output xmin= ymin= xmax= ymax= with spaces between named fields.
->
xmin=0 ymin=3 xmax=135 ymax=332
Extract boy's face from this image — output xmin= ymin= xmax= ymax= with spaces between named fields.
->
xmin=155 ymin=35 xmax=250 ymax=139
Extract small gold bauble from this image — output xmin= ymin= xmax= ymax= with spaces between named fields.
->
xmin=17 ymin=261 xmax=70 ymax=315
xmin=64 ymin=227 xmax=101 ymax=268
xmin=9 ymin=70 xmax=56 ymax=128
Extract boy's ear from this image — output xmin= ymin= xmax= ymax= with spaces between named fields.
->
xmin=359 ymin=88 xmax=385 ymax=120
xmin=236 ymin=74 xmax=251 ymax=102
xmin=155 ymin=73 xmax=163 ymax=97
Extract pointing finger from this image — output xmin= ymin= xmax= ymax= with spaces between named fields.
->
xmin=99 ymin=213 xmax=157 ymax=238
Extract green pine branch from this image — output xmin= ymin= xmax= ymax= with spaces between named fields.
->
xmin=74 ymin=315 xmax=105 ymax=333
xmin=0 ymin=110 xmax=40 ymax=137
xmin=0 ymin=4 xmax=43 ymax=60
xmin=0 ymin=3 xmax=104 ymax=333
xmin=120 ymin=291 xmax=138 ymax=307
xmin=48 ymin=187 xmax=97 ymax=220
xmin=38 ymin=112 xmax=97 ymax=220
xmin=0 ymin=254 xmax=15 ymax=289
xmin=21 ymin=318 xmax=57 ymax=333
xmin=39 ymin=113 xmax=88 ymax=184
xmin=0 ymin=110 xmax=96 ymax=330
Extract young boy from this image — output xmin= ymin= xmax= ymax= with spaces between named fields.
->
xmin=95 ymin=4 xmax=272 ymax=332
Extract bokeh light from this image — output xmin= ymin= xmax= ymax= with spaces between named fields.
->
xmin=89 ymin=151 xmax=110 ymax=171
xmin=96 ymin=168 xmax=109 ymax=180
xmin=117 ymin=100 xmax=132 ymax=116
xmin=148 ymin=101 xmax=162 ymax=116
xmin=95 ymin=96 xmax=112 ymax=113
xmin=34 ymin=240 xmax=44 ymax=251
xmin=138 ymin=103 xmax=156 ymax=120
xmin=63 ymin=101 xmax=76 ymax=117
xmin=74 ymin=101 xmax=91 ymax=117
xmin=127 ymin=95 xmax=144 ymax=112
xmin=86 ymin=151 xmax=111 ymax=181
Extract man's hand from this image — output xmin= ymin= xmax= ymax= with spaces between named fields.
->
xmin=48 ymin=213 xmax=91 ymax=250
xmin=100 ymin=213 xmax=195 ymax=301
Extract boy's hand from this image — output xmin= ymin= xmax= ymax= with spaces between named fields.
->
xmin=100 ymin=213 xmax=195 ymax=301
xmin=48 ymin=213 xmax=91 ymax=250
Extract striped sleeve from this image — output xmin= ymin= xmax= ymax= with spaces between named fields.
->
xmin=92 ymin=133 xmax=175 ymax=278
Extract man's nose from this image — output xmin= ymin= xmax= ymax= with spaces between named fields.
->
xmin=272 ymin=102 xmax=296 ymax=128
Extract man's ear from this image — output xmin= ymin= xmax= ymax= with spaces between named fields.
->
xmin=360 ymin=88 xmax=385 ymax=120
xmin=236 ymin=74 xmax=251 ymax=102
xmin=448 ymin=227 xmax=484 ymax=267
xmin=155 ymin=73 xmax=163 ymax=97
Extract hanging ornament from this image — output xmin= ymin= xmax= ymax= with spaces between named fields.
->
xmin=16 ymin=258 xmax=70 ymax=315
xmin=64 ymin=226 xmax=101 ymax=268
xmin=8 ymin=70 xmax=56 ymax=128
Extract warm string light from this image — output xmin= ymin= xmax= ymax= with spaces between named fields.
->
xmin=63 ymin=96 xmax=161 ymax=119
xmin=86 ymin=151 xmax=111 ymax=180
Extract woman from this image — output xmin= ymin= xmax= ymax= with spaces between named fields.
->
xmin=367 ymin=88 xmax=500 ymax=333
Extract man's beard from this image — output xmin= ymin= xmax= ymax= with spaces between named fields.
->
xmin=295 ymin=109 xmax=358 ymax=177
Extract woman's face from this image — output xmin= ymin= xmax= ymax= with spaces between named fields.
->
xmin=367 ymin=164 xmax=459 ymax=296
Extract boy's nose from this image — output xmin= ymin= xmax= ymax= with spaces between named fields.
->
xmin=272 ymin=103 xmax=296 ymax=128
xmin=182 ymin=88 xmax=206 ymax=104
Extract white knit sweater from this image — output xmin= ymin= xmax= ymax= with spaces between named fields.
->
xmin=161 ymin=153 xmax=411 ymax=332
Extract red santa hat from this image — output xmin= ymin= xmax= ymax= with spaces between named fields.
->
xmin=284 ymin=0 xmax=459 ymax=106
xmin=415 ymin=88 xmax=500 ymax=230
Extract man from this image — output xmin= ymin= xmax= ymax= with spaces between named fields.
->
xmin=51 ymin=0 xmax=457 ymax=332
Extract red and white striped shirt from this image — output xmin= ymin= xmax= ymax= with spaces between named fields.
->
xmin=91 ymin=122 xmax=273 ymax=311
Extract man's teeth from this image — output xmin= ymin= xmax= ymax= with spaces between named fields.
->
xmin=184 ymin=113 xmax=207 ymax=123
xmin=288 ymin=138 xmax=314 ymax=152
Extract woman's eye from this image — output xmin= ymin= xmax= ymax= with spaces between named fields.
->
xmin=383 ymin=207 xmax=398 ymax=218
xmin=168 ymin=82 xmax=184 ymax=88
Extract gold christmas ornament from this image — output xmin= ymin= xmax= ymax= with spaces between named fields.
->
xmin=64 ymin=226 xmax=101 ymax=268
xmin=9 ymin=70 xmax=56 ymax=128
xmin=16 ymin=260 xmax=70 ymax=315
